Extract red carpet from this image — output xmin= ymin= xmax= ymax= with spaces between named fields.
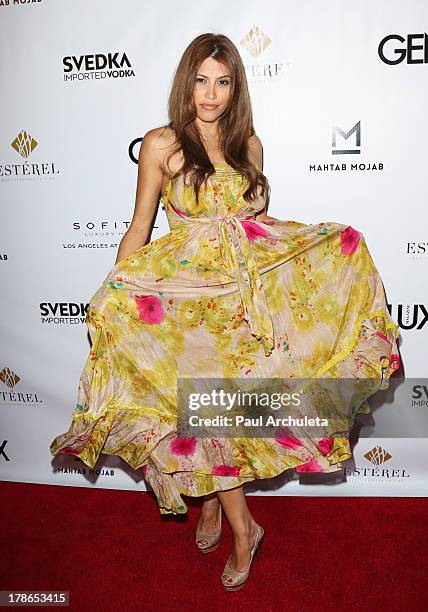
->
xmin=0 ymin=482 xmax=427 ymax=611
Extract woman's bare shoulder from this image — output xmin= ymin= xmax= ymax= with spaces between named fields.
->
xmin=143 ymin=124 xmax=177 ymax=152
xmin=143 ymin=124 xmax=180 ymax=173
xmin=145 ymin=123 xmax=174 ymax=141
xmin=248 ymin=133 xmax=263 ymax=170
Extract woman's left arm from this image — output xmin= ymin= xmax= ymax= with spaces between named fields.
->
xmin=255 ymin=213 xmax=279 ymax=225
xmin=248 ymin=134 xmax=280 ymax=225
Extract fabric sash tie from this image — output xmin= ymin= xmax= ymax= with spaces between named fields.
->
xmin=168 ymin=202 xmax=275 ymax=356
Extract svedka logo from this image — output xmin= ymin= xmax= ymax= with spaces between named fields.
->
xmin=378 ymin=33 xmax=428 ymax=65
xmin=310 ymin=121 xmax=383 ymax=173
xmin=0 ymin=367 xmax=43 ymax=406
xmin=412 ymin=384 xmax=428 ymax=407
xmin=40 ymin=302 xmax=89 ymax=324
xmin=240 ymin=26 xmax=290 ymax=83
xmin=1 ymin=129 xmax=60 ymax=182
xmin=63 ymin=52 xmax=135 ymax=82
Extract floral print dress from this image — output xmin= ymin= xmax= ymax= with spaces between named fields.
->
xmin=50 ymin=163 xmax=401 ymax=514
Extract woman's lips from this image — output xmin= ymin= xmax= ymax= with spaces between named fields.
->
xmin=201 ymin=104 xmax=218 ymax=110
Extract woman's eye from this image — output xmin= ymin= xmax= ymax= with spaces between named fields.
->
xmin=196 ymin=78 xmax=230 ymax=86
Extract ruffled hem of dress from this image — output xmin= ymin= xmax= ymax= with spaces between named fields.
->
xmin=50 ymin=307 xmax=401 ymax=515
xmin=50 ymin=409 xmax=353 ymax=515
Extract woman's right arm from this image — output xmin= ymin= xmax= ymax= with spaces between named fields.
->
xmin=114 ymin=129 xmax=164 ymax=264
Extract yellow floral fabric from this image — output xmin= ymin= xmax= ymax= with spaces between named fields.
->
xmin=50 ymin=163 xmax=401 ymax=514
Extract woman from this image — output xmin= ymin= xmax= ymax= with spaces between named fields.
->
xmin=50 ymin=33 xmax=401 ymax=591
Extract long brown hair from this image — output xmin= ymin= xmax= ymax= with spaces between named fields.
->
xmin=163 ymin=33 xmax=269 ymax=206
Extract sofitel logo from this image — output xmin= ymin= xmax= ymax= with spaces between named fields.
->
xmin=1 ymin=130 xmax=60 ymax=182
xmin=0 ymin=367 xmax=43 ymax=405
xmin=378 ymin=33 xmax=428 ymax=65
xmin=73 ymin=221 xmax=131 ymax=235
xmin=63 ymin=220 xmax=131 ymax=250
xmin=63 ymin=52 xmax=135 ymax=82
xmin=240 ymin=26 xmax=290 ymax=83
xmin=68 ymin=219 xmax=131 ymax=249
xmin=310 ymin=121 xmax=383 ymax=173
xmin=40 ymin=302 xmax=89 ymax=324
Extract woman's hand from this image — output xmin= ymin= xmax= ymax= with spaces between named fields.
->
xmin=258 ymin=214 xmax=280 ymax=225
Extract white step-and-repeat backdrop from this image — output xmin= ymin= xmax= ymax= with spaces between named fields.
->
xmin=1 ymin=0 xmax=427 ymax=498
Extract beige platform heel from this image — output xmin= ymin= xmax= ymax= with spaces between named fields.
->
xmin=195 ymin=503 xmax=222 ymax=553
xmin=221 ymin=524 xmax=264 ymax=591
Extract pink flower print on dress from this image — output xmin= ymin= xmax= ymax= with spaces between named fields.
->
xmin=60 ymin=446 xmax=81 ymax=455
xmin=316 ymin=436 xmax=334 ymax=455
xmin=295 ymin=458 xmax=324 ymax=472
xmin=212 ymin=464 xmax=241 ymax=476
xmin=390 ymin=353 xmax=401 ymax=371
xmin=169 ymin=436 xmax=197 ymax=456
xmin=375 ymin=330 xmax=390 ymax=344
xmin=340 ymin=226 xmax=361 ymax=256
xmin=275 ymin=426 xmax=303 ymax=449
xmin=241 ymin=220 xmax=271 ymax=241
xmin=135 ymin=295 xmax=165 ymax=324
xmin=59 ymin=433 xmax=89 ymax=455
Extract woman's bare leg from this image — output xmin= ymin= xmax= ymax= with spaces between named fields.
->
xmin=217 ymin=485 xmax=259 ymax=572
xmin=197 ymin=492 xmax=221 ymax=533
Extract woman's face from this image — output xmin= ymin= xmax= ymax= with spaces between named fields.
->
xmin=193 ymin=56 xmax=232 ymax=123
